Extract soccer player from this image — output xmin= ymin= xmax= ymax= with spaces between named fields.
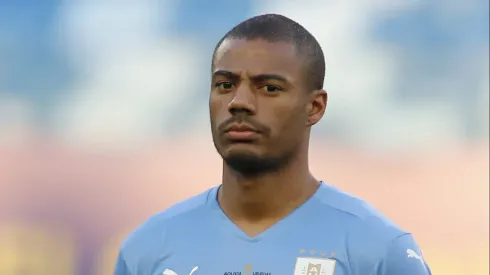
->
xmin=115 ymin=14 xmax=432 ymax=275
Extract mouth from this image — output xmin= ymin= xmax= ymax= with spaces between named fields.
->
xmin=224 ymin=124 xmax=260 ymax=141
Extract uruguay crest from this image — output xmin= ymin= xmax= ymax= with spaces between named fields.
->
xmin=293 ymin=257 xmax=336 ymax=275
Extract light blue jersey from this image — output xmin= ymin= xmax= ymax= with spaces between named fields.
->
xmin=115 ymin=182 xmax=431 ymax=275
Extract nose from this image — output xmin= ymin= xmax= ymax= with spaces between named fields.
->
xmin=228 ymin=83 xmax=257 ymax=115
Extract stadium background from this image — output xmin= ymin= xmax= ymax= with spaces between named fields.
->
xmin=0 ymin=1 xmax=488 ymax=274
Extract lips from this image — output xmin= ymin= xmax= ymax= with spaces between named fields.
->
xmin=224 ymin=124 xmax=259 ymax=140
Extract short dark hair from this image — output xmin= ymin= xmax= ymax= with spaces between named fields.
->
xmin=212 ymin=14 xmax=325 ymax=91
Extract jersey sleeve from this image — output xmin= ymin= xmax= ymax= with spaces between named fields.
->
xmin=371 ymin=233 xmax=432 ymax=275
xmin=114 ymin=252 xmax=133 ymax=275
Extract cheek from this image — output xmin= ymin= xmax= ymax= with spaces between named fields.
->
xmin=279 ymin=105 xmax=306 ymax=134
xmin=209 ymin=96 xmax=226 ymax=121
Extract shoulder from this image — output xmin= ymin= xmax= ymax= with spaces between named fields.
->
xmin=118 ymin=187 xmax=217 ymax=272
xmin=315 ymin=183 xmax=406 ymax=234
xmin=315 ymin=184 xmax=410 ymax=268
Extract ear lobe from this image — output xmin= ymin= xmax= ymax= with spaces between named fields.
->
xmin=307 ymin=89 xmax=327 ymax=126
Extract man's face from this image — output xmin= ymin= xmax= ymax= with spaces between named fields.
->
xmin=209 ymin=38 xmax=323 ymax=175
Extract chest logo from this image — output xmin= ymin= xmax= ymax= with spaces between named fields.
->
xmin=293 ymin=257 xmax=336 ymax=275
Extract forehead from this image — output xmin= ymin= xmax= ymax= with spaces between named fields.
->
xmin=213 ymin=39 xmax=304 ymax=81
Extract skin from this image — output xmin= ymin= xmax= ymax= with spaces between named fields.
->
xmin=209 ymin=38 xmax=327 ymax=237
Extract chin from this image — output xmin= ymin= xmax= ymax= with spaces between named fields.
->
xmin=222 ymin=149 xmax=285 ymax=177
xmin=223 ymin=153 xmax=266 ymax=176
xmin=222 ymin=145 xmax=261 ymax=161
xmin=225 ymin=142 xmax=260 ymax=153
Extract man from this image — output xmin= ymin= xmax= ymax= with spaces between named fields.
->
xmin=115 ymin=14 xmax=431 ymax=275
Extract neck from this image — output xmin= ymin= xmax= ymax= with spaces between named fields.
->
xmin=218 ymin=149 xmax=320 ymax=222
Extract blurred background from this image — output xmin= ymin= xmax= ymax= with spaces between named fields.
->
xmin=0 ymin=0 xmax=488 ymax=274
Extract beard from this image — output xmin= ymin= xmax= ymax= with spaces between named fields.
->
xmin=220 ymin=145 xmax=296 ymax=178
xmin=211 ymin=117 xmax=300 ymax=178
xmin=225 ymin=153 xmax=283 ymax=177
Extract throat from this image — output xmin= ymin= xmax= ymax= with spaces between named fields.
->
xmin=228 ymin=198 xmax=304 ymax=237
xmin=217 ymin=176 xmax=320 ymax=237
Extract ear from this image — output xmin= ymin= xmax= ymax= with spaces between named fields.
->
xmin=306 ymin=89 xmax=327 ymax=126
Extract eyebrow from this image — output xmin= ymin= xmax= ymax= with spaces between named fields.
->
xmin=212 ymin=70 xmax=238 ymax=80
xmin=250 ymin=74 xmax=288 ymax=83
xmin=212 ymin=70 xmax=289 ymax=83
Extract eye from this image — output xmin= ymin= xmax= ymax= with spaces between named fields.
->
xmin=261 ymin=85 xmax=281 ymax=93
xmin=215 ymin=82 xmax=233 ymax=90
